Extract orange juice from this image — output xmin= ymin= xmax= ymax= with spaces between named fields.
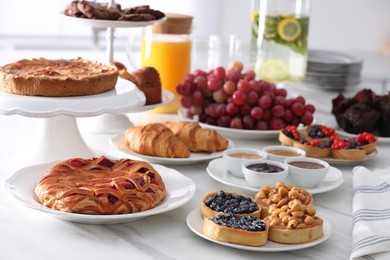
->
xmin=141 ymin=36 xmax=192 ymax=113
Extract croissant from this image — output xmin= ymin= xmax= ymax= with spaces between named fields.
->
xmin=164 ymin=121 xmax=229 ymax=153
xmin=125 ymin=123 xmax=191 ymax=158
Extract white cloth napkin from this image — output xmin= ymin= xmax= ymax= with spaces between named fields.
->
xmin=351 ymin=166 xmax=390 ymax=260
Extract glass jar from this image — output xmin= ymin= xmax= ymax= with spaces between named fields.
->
xmin=252 ymin=0 xmax=311 ymax=83
xmin=140 ymin=13 xmax=193 ymax=113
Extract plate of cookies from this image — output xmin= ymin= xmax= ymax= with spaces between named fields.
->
xmin=186 ymin=189 xmax=332 ymax=251
xmin=61 ymin=1 xmax=166 ymax=28
xmin=110 ymin=121 xmax=233 ymax=165
xmin=5 ymin=156 xmax=196 ymax=224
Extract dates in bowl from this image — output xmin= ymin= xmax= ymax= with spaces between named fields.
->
xmin=177 ymin=61 xmax=316 ymax=131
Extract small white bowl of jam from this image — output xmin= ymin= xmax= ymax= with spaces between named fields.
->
xmin=284 ymin=157 xmax=329 ymax=188
xmin=223 ymin=148 xmax=268 ymax=178
xmin=263 ymin=145 xmax=306 ymax=163
xmin=242 ymin=159 xmax=289 ymax=188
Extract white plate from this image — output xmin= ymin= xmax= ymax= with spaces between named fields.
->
xmin=110 ymin=133 xmax=234 ymax=165
xmin=324 ymin=117 xmax=390 ymax=144
xmin=4 ymin=161 xmax=196 ymax=224
xmin=322 ymin=149 xmax=378 ymax=165
xmin=60 ymin=12 xmax=166 ymax=28
xmin=178 ymin=109 xmax=304 ymax=140
xmin=186 ymin=207 xmax=332 ymax=252
xmin=0 ymin=78 xmax=145 ymax=117
xmin=206 ymin=158 xmax=344 ymax=194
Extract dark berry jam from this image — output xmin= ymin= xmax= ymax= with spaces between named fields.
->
xmin=205 ymin=191 xmax=258 ymax=214
xmin=210 ymin=212 xmax=266 ymax=232
xmin=246 ymin=163 xmax=284 ymax=173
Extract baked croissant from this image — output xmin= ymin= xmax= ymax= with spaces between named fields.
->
xmin=125 ymin=123 xmax=191 ymax=158
xmin=164 ymin=121 xmax=229 ymax=153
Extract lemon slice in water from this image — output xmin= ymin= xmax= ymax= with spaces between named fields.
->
xmin=260 ymin=59 xmax=290 ymax=82
xmin=277 ymin=17 xmax=301 ymax=42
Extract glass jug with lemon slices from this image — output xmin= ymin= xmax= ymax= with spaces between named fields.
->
xmin=251 ymin=0 xmax=311 ymax=83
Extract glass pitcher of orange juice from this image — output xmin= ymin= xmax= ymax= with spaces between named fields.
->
xmin=129 ymin=13 xmax=193 ymax=113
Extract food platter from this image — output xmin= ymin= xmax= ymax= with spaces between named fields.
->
xmin=178 ymin=109 xmax=305 ymax=140
xmin=206 ymin=158 xmax=344 ymax=194
xmin=4 ymin=161 xmax=196 ymax=224
xmin=110 ymin=133 xmax=234 ymax=165
xmin=186 ymin=207 xmax=332 ymax=252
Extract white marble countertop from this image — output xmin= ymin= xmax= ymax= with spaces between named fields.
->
xmin=0 ymin=49 xmax=389 ymax=260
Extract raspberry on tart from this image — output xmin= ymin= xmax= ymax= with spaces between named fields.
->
xmin=34 ymin=156 xmax=166 ymax=215
xmin=354 ymin=132 xmax=377 ymax=154
xmin=279 ymin=125 xmax=300 ymax=146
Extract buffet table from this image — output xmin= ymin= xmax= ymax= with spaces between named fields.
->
xmin=0 ymin=49 xmax=389 ymax=260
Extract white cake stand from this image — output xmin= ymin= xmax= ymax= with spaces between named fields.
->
xmin=59 ymin=3 xmax=167 ymax=133
xmin=0 ymin=79 xmax=145 ymax=167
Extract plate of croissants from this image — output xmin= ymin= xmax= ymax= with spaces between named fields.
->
xmin=110 ymin=121 xmax=233 ymax=165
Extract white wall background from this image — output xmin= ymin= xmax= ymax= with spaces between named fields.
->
xmin=0 ymin=0 xmax=389 ymax=53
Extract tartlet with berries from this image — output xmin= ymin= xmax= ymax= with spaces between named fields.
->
xmin=279 ymin=125 xmax=377 ymax=160
xmin=304 ymin=125 xmax=338 ymax=142
xmin=293 ymin=138 xmax=332 ymax=158
xmin=201 ymin=191 xmax=261 ymax=219
xmin=203 ymin=213 xmax=269 ymax=246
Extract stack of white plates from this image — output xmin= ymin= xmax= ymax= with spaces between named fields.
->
xmin=304 ymin=50 xmax=363 ymax=90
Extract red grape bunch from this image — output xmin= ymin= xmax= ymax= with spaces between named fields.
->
xmin=176 ymin=61 xmax=315 ymax=130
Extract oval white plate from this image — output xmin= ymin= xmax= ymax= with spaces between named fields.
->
xmin=324 ymin=117 xmax=390 ymax=144
xmin=60 ymin=12 xmax=166 ymax=28
xmin=4 ymin=161 xmax=196 ymax=224
xmin=127 ymin=89 xmax=175 ymax=113
xmin=322 ymin=149 xmax=378 ymax=165
xmin=186 ymin=207 xmax=332 ymax=252
xmin=110 ymin=133 xmax=233 ymax=165
xmin=206 ymin=158 xmax=344 ymax=194
xmin=178 ymin=109 xmax=305 ymax=140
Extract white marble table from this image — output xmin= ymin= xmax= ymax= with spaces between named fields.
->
xmin=1 ymin=106 xmax=388 ymax=260
xmin=0 ymin=49 xmax=389 ymax=260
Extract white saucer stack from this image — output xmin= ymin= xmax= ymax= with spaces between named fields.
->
xmin=304 ymin=50 xmax=363 ymax=90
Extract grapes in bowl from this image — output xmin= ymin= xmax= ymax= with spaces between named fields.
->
xmin=177 ymin=61 xmax=315 ymax=131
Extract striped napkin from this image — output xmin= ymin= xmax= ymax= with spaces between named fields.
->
xmin=351 ymin=166 xmax=390 ymax=260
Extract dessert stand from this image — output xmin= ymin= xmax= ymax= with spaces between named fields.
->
xmin=0 ymin=79 xmax=146 ymax=168
xmin=0 ymin=3 xmax=169 ymax=168
xmin=60 ymin=1 xmax=167 ymax=133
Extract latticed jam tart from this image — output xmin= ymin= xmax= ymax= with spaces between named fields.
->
xmin=0 ymin=57 xmax=118 ymax=96
xmin=34 ymin=156 xmax=166 ymax=215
